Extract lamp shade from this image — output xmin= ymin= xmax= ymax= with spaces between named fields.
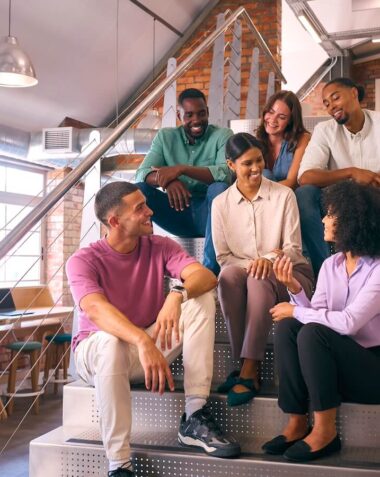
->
xmin=0 ymin=36 xmax=38 ymax=87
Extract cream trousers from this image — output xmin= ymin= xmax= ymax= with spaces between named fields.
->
xmin=74 ymin=291 xmax=215 ymax=461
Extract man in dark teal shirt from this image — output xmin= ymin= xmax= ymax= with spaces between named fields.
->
xmin=136 ymin=88 xmax=233 ymax=274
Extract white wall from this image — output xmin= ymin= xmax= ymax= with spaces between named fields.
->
xmin=281 ymin=0 xmax=328 ymax=93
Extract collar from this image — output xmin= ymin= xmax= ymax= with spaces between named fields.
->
xmin=179 ymin=124 xmax=211 ymax=145
xmin=343 ymin=109 xmax=371 ymax=140
xmin=335 ymin=252 xmax=375 ymax=269
xmin=232 ymin=176 xmax=271 ymax=204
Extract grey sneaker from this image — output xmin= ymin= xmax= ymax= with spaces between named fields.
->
xmin=178 ymin=405 xmax=241 ymax=458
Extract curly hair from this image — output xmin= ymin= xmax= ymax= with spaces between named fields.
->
xmin=323 ymin=181 xmax=380 ymax=257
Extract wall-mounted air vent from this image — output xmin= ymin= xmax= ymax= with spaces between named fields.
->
xmin=42 ymin=127 xmax=73 ymax=153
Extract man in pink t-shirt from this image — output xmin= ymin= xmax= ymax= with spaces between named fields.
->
xmin=66 ymin=181 xmax=240 ymax=477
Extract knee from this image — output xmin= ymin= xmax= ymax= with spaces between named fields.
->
xmin=297 ymin=322 xmax=329 ymax=350
xmin=218 ymin=265 xmax=245 ymax=288
xmin=206 ymin=182 xmax=229 ymax=200
xmin=275 ymin=317 xmax=300 ymax=344
xmin=97 ymin=333 xmax=129 ymax=369
xmin=135 ymin=181 xmax=154 ymax=197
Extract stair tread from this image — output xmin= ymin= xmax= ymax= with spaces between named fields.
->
xmin=31 ymin=426 xmax=380 ymax=471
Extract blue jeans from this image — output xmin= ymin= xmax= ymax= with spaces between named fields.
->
xmin=295 ymin=185 xmax=330 ymax=276
xmin=136 ymin=182 xmax=229 ymax=275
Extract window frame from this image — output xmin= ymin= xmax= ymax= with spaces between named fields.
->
xmin=0 ymin=158 xmax=51 ymax=287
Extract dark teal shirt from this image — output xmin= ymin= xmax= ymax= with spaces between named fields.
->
xmin=135 ymin=125 xmax=233 ymax=197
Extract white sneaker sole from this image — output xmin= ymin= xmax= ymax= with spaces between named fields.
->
xmin=178 ymin=433 xmax=240 ymax=458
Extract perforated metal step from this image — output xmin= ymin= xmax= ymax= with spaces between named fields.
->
xmin=29 ymin=426 xmax=380 ymax=477
xmin=62 ymin=383 xmax=380 ymax=452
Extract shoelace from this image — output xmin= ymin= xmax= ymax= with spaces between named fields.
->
xmin=195 ymin=406 xmax=223 ymax=436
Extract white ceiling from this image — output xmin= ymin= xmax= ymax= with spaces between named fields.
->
xmin=0 ymin=0 xmax=211 ymax=132
xmin=310 ymin=0 xmax=380 ymax=49
xmin=1 ymin=0 xmax=379 ymax=134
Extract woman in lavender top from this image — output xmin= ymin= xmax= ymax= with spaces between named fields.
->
xmin=262 ymin=181 xmax=380 ymax=462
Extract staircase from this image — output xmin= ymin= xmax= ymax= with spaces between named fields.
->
xmin=29 ymin=238 xmax=380 ymax=476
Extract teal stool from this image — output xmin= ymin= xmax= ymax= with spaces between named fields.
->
xmin=5 ymin=341 xmax=43 ymax=415
xmin=44 ymin=333 xmax=72 ymax=394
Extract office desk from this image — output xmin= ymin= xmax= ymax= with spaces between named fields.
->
xmin=0 ymin=306 xmax=74 ymax=342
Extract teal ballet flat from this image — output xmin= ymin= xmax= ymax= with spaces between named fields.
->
xmin=217 ymin=370 xmax=240 ymax=393
xmin=227 ymin=377 xmax=258 ymax=407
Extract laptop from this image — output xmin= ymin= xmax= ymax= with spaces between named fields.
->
xmin=0 ymin=288 xmax=34 ymax=317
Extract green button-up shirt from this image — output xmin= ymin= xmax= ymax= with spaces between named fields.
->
xmin=135 ymin=125 xmax=233 ymax=197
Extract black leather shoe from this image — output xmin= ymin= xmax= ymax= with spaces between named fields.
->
xmin=284 ymin=434 xmax=341 ymax=462
xmin=262 ymin=434 xmax=303 ymax=455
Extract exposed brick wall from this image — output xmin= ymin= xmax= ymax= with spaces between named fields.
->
xmin=133 ymin=0 xmax=281 ymax=122
xmin=352 ymin=58 xmax=380 ymax=111
xmin=301 ymin=58 xmax=380 ymax=116
xmin=301 ymin=82 xmax=328 ymax=117
xmin=175 ymin=0 xmax=281 ymax=117
xmin=46 ymin=168 xmax=84 ymax=312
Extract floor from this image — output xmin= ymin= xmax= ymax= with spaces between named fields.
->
xmin=0 ymin=388 xmax=63 ymax=477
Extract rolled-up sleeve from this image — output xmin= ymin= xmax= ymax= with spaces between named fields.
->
xmin=206 ymin=128 xmax=233 ymax=183
xmin=298 ymin=123 xmax=331 ymax=180
xmin=135 ymin=130 xmax=165 ymax=182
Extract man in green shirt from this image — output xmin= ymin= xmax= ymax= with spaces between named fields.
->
xmin=136 ymin=88 xmax=233 ymax=275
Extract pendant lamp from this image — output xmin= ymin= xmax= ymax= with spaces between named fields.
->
xmin=0 ymin=0 xmax=38 ymax=87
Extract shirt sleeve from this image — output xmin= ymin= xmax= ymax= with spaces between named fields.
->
xmin=135 ymin=130 xmax=165 ymax=182
xmin=273 ymin=189 xmax=304 ymax=263
xmin=162 ymin=238 xmax=197 ymax=280
xmin=297 ymin=123 xmax=332 ymax=180
xmin=65 ymin=254 xmax=105 ymax=309
xmin=212 ymin=198 xmax=250 ymax=269
xmin=206 ymin=128 xmax=233 ymax=183
xmin=293 ymin=264 xmax=380 ymax=335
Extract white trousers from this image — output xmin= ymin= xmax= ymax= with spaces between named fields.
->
xmin=74 ymin=291 xmax=215 ymax=461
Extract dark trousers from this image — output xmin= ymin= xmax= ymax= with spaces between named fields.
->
xmin=295 ymin=185 xmax=330 ymax=276
xmin=275 ymin=319 xmax=380 ymax=414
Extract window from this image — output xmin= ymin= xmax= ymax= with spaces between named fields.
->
xmin=0 ymin=161 xmax=47 ymax=287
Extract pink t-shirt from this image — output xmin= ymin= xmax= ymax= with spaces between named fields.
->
xmin=66 ymin=236 xmax=196 ymax=350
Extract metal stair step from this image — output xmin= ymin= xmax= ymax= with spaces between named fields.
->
xmin=62 ymin=383 xmax=380 ymax=451
xmin=29 ymin=426 xmax=380 ymax=477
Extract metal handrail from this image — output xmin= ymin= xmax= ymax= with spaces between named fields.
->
xmin=0 ymin=6 xmax=286 ymax=259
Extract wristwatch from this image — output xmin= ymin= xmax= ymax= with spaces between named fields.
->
xmin=170 ymin=285 xmax=188 ymax=302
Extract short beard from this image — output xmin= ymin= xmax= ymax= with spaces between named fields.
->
xmin=334 ymin=115 xmax=348 ymax=125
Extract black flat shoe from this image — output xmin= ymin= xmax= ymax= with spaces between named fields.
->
xmin=262 ymin=434 xmax=303 ymax=455
xmin=284 ymin=434 xmax=341 ymax=462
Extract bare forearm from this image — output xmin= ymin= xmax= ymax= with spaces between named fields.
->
xmin=279 ymin=178 xmax=297 ymax=189
xmin=87 ymin=301 xmax=148 ymax=346
xmin=183 ymin=268 xmax=217 ymax=298
xmin=299 ymin=168 xmax=353 ymax=187
xmin=145 ymin=171 xmax=159 ymax=187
